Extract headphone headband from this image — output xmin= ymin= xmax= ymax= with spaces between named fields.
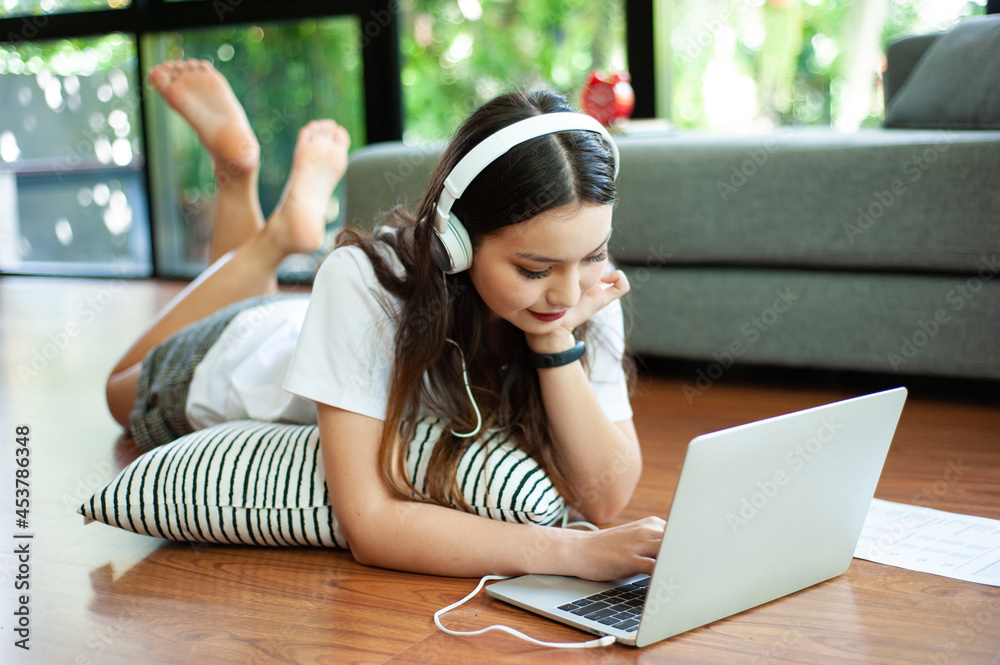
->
xmin=434 ymin=112 xmax=619 ymax=234
xmin=431 ymin=112 xmax=619 ymax=274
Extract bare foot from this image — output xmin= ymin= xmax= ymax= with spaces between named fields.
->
xmin=265 ymin=120 xmax=351 ymax=255
xmin=148 ymin=59 xmax=259 ymax=172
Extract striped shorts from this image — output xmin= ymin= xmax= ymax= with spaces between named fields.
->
xmin=128 ymin=294 xmax=291 ymax=453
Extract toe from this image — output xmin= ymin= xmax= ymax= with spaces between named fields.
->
xmin=148 ymin=65 xmax=170 ymax=89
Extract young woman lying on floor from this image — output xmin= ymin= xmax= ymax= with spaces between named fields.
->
xmin=105 ymin=59 xmax=664 ymax=581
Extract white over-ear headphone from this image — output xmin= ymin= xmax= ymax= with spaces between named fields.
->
xmin=431 ymin=112 xmax=620 ymax=274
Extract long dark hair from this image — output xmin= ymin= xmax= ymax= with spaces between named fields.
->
xmin=336 ymin=88 xmax=625 ymax=511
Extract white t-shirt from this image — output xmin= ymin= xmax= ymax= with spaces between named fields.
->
xmin=186 ymin=241 xmax=633 ymax=428
xmin=186 ymin=296 xmax=316 ymax=429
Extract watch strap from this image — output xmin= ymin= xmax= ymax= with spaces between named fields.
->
xmin=527 ymin=339 xmax=586 ymax=369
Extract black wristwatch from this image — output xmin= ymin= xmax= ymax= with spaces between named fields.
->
xmin=527 ymin=339 xmax=586 ymax=369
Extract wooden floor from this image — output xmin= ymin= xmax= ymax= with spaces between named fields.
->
xmin=1 ymin=275 xmax=998 ymax=665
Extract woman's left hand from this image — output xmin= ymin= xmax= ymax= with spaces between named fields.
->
xmin=525 ymin=269 xmax=630 ymax=354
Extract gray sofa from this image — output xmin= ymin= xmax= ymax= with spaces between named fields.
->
xmin=339 ymin=16 xmax=1000 ymax=381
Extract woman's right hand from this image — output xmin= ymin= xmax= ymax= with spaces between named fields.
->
xmin=565 ymin=516 xmax=666 ymax=581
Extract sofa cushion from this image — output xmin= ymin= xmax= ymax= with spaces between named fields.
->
xmin=885 ymin=15 xmax=1000 ymax=130
xmin=883 ymin=32 xmax=942 ymax=107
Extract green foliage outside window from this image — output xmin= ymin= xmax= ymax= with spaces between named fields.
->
xmin=0 ymin=0 xmax=129 ymax=20
xmin=664 ymin=0 xmax=986 ymax=131
xmin=149 ymin=19 xmax=364 ymax=228
xmin=398 ymin=0 xmax=627 ymax=142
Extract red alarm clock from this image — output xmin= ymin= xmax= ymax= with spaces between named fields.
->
xmin=580 ymin=70 xmax=635 ymax=126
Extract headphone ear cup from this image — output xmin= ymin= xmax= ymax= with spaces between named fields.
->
xmin=430 ymin=233 xmax=454 ymax=274
xmin=432 ymin=212 xmax=473 ymax=274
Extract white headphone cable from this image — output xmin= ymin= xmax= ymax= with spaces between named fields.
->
xmin=436 ymin=338 xmax=609 ymax=647
xmin=434 ymin=574 xmax=616 ymax=649
xmin=446 ymin=338 xmax=483 ymax=439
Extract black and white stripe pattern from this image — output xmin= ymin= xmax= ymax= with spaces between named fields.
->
xmin=407 ymin=419 xmax=567 ymax=525
xmin=81 ymin=418 xmax=567 ymax=547
xmin=81 ymin=421 xmax=344 ymax=547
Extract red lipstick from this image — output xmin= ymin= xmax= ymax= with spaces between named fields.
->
xmin=529 ymin=310 xmax=567 ymax=322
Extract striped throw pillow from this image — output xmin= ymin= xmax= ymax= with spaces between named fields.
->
xmin=79 ymin=419 xmax=567 ymax=547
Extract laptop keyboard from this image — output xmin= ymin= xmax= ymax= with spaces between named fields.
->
xmin=556 ymin=576 xmax=649 ymax=633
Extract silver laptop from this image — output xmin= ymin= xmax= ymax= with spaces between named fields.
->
xmin=486 ymin=387 xmax=908 ymax=647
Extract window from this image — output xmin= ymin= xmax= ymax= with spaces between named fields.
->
xmin=654 ymin=0 xmax=987 ymax=132
xmin=0 ymin=34 xmax=150 ymax=276
xmin=400 ymin=0 xmax=628 ymax=142
xmin=0 ymin=1 xmax=399 ymax=279
xmin=145 ymin=18 xmax=365 ymax=277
